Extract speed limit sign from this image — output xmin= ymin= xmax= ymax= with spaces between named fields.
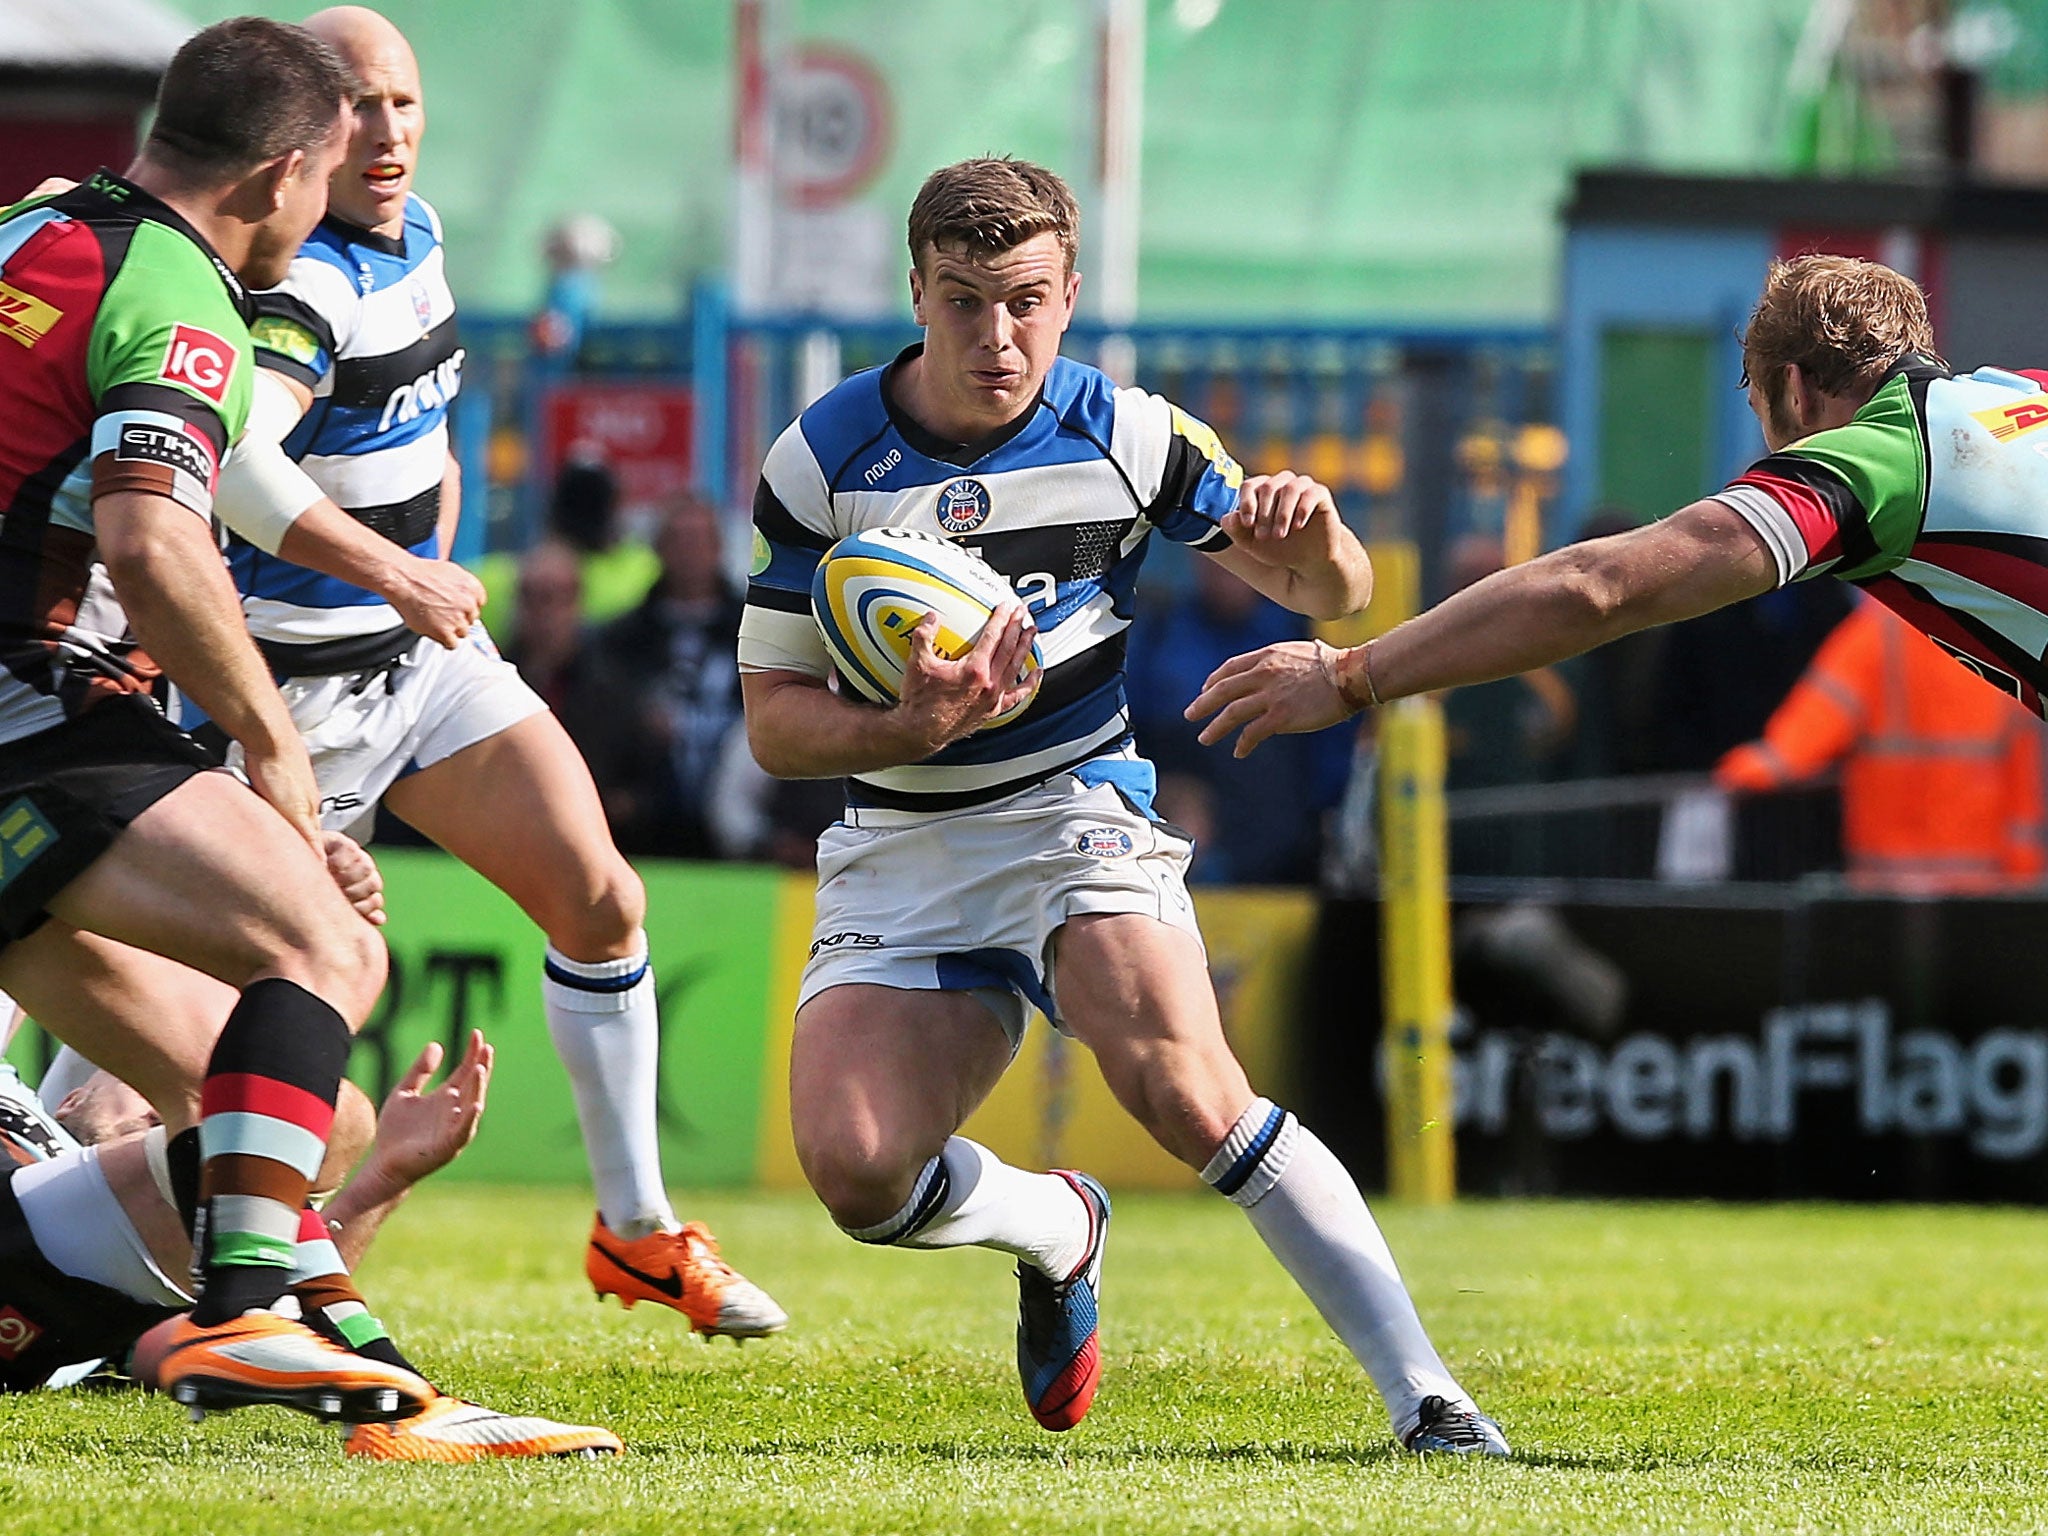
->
xmin=775 ymin=45 xmax=893 ymax=207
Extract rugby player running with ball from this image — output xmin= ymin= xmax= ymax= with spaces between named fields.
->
xmin=741 ymin=157 xmax=1507 ymax=1455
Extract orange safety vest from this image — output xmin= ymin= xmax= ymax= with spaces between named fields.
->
xmin=1715 ymin=601 xmax=2046 ymax=889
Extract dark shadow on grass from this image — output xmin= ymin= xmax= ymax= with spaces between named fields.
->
xmin=1494 ymin=1448 xmax=1675 ymax=1473
xmin=633 ymin=1437 xmax=1412 ymax=1468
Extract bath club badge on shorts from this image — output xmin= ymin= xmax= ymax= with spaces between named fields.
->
xmin=1076 ymin=827 xmax=1135 ymax=859
xmin=935 ymin=477 xmax=991 ymax=534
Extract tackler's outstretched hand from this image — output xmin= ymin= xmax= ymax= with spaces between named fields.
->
xmin=369 ymin=1030 xmax=495 ymax=1186
xmin=896 ymin=600 xmax=1039 ymax=754
xmin=1188 ymin=640 xmax=1360 ymax=758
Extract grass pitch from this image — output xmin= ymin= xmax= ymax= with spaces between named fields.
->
xmin=2 ymin=1188 xmax=2046 ymax=1535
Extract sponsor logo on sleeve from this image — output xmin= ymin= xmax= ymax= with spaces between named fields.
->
xmin=1168 ymin=403 xmax=1243 ymax=488
xmin=1075 ymin=827 xmax=1135 ymax=859
xmin=935 ymin=477 xmax=991 ymax=534
xmin=0 ymin=1305 xmax=42 ymax=1360
xmin=750 ymin=527 xmax=772 ymax=577
xmin=0 ymin=281 xmax=62 ymax=348
xmin=114 ymin=421 xmax=218 ymax=491
xmin=1973 ymin=396 xmax=2048 ymax=444
xmin=250 ymin=315 xmax=322 ymax=367
xmin=158 ymin=323 xmax=237 ymax=404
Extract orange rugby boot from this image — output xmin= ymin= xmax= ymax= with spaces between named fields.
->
xmin=154 ymin=1308 xmax=434 ymax=1425
xmin=586 ymin=1217 xmax=788 ymax=1339
xmin=346 ymin=1391 xmax=623 ymax=1461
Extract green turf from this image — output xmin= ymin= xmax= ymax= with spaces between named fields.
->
xmin=3 ymin=1189 xmax=2047 ymax=1535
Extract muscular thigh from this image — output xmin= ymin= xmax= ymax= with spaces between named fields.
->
xmin=1053 ymin=913 xmax=1251 ymax=1165
xmin=0 ymin=926 xmax=234 ymax=1130
xmin=382 ymin=711 xmax=631 ymax=936
xmin=789 ymin=984 xmax=1016 ymax=1171
xmin=40 ymin=769 xmax=360 ymax=996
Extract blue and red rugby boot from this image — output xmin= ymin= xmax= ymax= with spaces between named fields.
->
xmin=1014 ymin=1170 xmax=1110 ymax=1431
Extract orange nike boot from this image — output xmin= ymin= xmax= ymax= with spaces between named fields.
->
xmin=346 ymin=1392 xmax=623 ymax=1461
xmin=586 ymin=1217 xmax=788 ymax=1339
xmin=153 ymin=1308 xmax=433 ymax=1425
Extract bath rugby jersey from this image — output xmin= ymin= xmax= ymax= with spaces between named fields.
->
xmin=0 ymin=172 xmax=253 ymax=746
xmin=229 ymin=194 xmax=460 ymax=668
xmin=738 ymin=345 xmax=1242 ymax=813
xmin=1716 ymin=354 xmax=2048 ymax=717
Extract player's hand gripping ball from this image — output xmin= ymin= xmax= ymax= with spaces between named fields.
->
xmin=812 ymin=526 xmax=1043 ymax=729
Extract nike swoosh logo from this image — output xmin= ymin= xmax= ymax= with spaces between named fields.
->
xmin=591 ymin=1240 xmax=684 ymax=1299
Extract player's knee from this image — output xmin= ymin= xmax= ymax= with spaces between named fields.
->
xmin=544 ymin=857 xmax=646 ymax=960
xmin=281 ymin=912 xmax=388 ymax=1028
xmin=795 ymin=1124 xmax=926 ymax=1232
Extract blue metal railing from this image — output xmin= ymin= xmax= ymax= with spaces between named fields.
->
xmin=456 ymin=299 xmax=1559 ymax=600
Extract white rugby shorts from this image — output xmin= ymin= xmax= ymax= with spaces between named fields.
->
xmin=798 ymin=768 xmax=1204 ymax=1046
xmin=231 ymin=626 xmax=547 ymax=834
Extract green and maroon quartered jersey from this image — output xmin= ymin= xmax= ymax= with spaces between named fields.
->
xmin=1714 ymin=353 xmax=2048 ymax=717
xmin=0 ymin=170 xmax=253 ymax=747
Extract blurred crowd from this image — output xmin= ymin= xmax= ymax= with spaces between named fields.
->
xmin=473 ymin=468 xmax=2048 ymax=893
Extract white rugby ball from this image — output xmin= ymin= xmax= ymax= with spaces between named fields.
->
xmin=811 ymin=526 xmax=1042 ymax=729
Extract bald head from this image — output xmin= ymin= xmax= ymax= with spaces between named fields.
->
xmin=302 ymin=6 xmax=424 ymax=237
xmin=303 ymin=5 xmax=407 ymax=57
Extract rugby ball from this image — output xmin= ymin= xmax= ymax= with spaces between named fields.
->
xmin=812 ymin=526 xmax=1042 ymax=729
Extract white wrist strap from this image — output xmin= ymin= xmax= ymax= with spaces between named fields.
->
xmin=214 ymin=370 xmax=323 ymax=554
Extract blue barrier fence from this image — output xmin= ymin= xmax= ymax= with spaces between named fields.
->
xmin=456 ymin=296 xmax=1560 ymax=605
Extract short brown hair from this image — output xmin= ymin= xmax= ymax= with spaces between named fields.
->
xmin=148 ymin=17 xmax=354 ymax=180
xmin=907 ymin=158 xmax=1080 ymax=273
xmin=1740 ymin=255 xmax=1941 ymax=399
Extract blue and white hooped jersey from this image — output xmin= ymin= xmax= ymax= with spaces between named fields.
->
xmin=231 ymin=195 xmax=461 ymax=653
xmin=737 ymin=346 xmax=1243 ymax=814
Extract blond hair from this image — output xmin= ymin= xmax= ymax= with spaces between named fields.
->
xmin=907 ymin=157 xmax=1080 ymax=273
xmin=1741 ymin=255 xmax=1940 ymax=398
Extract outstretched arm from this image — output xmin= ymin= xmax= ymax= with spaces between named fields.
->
xmin=1188 ymin=498 xmax=1779 ymax=755
xmin=320 ymin=1031 xmax=494 ymax=1269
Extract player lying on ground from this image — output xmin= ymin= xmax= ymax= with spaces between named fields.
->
xmin=1 ymin=839 xmax=620 ymax=1452
xmin=0 ymin=16 xmax=448 ymax=1429
xmin=0 ymin=1030 xmax=622 ymax=1460
xmin=1187 ymin=257 xmax=2048 ymax=777
xmin=197 ymin=4 xmax=781 ymax=1338
xmin=740 ymin=156 xmax=1506 ymax=1454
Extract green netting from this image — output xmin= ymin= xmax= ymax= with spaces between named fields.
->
xmin=164 ymin=0 xmax=1835 ymax=321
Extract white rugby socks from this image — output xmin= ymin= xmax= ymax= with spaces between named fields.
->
xmin=542 ymin=942 xmax=678 ymax=1239
xmin=1202 ymin=1097 xmax=1468 ymax=1441
xmin=842 ymin=1136 xmax=1092 ymax=1279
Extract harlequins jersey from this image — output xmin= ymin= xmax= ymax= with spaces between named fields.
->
xmin=1717 ymin=354 xmax=2048 ymax=716
xmin=0 ymin=171 xmax=253 ymax=747
xmin=738 ymin=345 xmax=1242 ymax=813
